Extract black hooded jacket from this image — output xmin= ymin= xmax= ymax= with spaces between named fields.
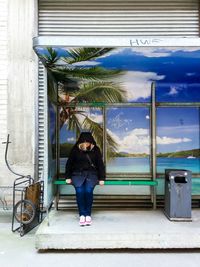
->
xmin=65 ymin=132 xmax=106 ymax=180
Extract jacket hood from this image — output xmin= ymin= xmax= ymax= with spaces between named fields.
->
xmin=76 ymin=132 xmax=96 ymax=145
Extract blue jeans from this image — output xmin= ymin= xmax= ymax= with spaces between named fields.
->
xmin=74 ymin=172 xmax=97 ymax=216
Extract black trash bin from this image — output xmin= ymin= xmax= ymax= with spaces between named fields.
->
xmin=164 ymin=169 xmax=192 ymax=221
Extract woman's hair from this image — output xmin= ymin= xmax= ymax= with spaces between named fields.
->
xmin=76 ymin=132 xmax=96 ymax=146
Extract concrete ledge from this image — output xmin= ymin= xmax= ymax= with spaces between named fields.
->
xmin=35 ymin=210 xmax=200 ymax=250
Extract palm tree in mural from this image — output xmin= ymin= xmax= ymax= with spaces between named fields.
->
xmin=39 ymin=47 xmax=127 ymax=155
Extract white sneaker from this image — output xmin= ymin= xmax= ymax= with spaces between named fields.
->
xmin=85 ymin=216 xmax=92 ymax=226
xmin=79 ymin=215 xmax=85 ymax=226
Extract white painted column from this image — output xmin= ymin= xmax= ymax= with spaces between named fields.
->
xmin=0 ymin=0 xmax=10 ymax=183
xmin=0 ymin=0 xmax=38 ymax=186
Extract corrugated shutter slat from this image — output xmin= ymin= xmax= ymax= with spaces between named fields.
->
xmin=38 ymin=63 xmax=46 ymax=179
xmin=38 ymin=1 xmax=199 ymax=37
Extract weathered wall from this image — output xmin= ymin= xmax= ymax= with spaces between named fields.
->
xmin=0 ymin=0 xmax=38 ymax=187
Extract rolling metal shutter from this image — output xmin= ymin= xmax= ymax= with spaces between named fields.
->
xmin=37 ymin=63 xmax=46 ymax=179
xmin=37 ymin=1 xmax=200 ymax=208
xmin=38 ymin=0 xmax=199 ymax=37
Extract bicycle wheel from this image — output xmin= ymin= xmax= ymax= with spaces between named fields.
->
xmin=14 ymin=199 xmax=36 ymax=225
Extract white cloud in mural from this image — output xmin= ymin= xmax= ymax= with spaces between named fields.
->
xmin=88 ymin=113 xmax=103 ymax=123
xmin=132 ymin=128 xmax=149 ymax=136
xmin=157 ymin=136 xmax=191 ymax=145
xmin=97 ymin=47 xmax=171 ymax=60
xmin=186 ymin=72 xmax=196 ymax=76
xmin=158 ymin=124 xmax=199 ymax=135
xmin=131 ymin=47 xmax=200 ymax=57
xmin=76 ymin=109 xmax=103 ymax=126
xmin=96 ymin=48 xmax=126 ymax=59
xmin=166 ymin=84 xmax=189 ymax=96
xmin=107 ymin=128 xmax=150 ymax=154
xmin=98 ymin=47 xmax=200 ymax=61
xmin=45 ymin=58 xmax=66 ymax=66
xmin=130 ymin=47 xmax=171 ymax=58
xmin=168 ymin=86 xmax=179 ymax=95
xmin=120 ymin=71 xmax=165 ymax=101
xmin=107 ymin=128 xmax=191 ymax=154
xmin=72 ymin=61 xmax=101 ymax=66
xmin=177 ymin=47 xmax=200 ymax=52
xmin=67 ymin=137 xmax=75 ymax=142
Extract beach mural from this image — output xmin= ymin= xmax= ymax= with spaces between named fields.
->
xmin=47 ymin=100 xmax=57 ymax=181
xmin=36 ymin=47 xmax=200 ymax=176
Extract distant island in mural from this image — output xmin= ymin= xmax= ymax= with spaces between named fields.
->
xmin=58 ymin=143 xmax=199 ymax=159
xmin=111 ymin=148 xmax=200 ymax=158
xmin=157 ymin=148 xmax=200 ymax=158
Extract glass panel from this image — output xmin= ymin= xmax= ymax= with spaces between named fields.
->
xmin=48 ymin=100 xmax=57 ymax=183
xmin=59 ymin=128 xmax=76 ymax=174
xmin=47 ymin=91 xmax=57 ymax=206
xmin=59 ymin=107 xmax=103 ymax=173
xmin=48 ymin=101 xmax=57 ymax=159
xmin=157 ymin=108 xmax=200 ymax=174
xmin=192 ymin=178 xmax=200 ymax=195
xmin=47 ymin=71 xmax=57 ymax=183
xmin=106 ymin=107 xmax=150 ymax=173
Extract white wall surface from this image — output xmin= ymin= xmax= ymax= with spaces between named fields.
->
xmin=0 ymin=0 xmax=38 ymax=187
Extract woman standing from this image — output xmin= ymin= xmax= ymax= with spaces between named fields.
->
xmin=65 ymin=132 xmax=105 ymax=226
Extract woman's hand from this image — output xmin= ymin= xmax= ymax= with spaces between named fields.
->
xmin=66 ymin=178 xmax=72 ymax=184
xmin=99 ymin=180 xmax=105 ymax=186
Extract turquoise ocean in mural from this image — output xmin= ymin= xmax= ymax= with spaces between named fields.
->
xmin=107 ymin=157 xmax=200 ymax=173
xmin=60 ymin=157 xmax=200 ymax=173
xmin=60 ymin=157 xmax=200 ymax=194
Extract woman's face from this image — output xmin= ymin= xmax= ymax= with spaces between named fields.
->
xmin=79 ymin=142 xmax=91 ymax=151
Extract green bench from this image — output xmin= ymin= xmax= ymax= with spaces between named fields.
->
xmin=54 ymin=179 xmax=157 ymax=186
xmin=54 ymin=178 xmax=158 ymax=210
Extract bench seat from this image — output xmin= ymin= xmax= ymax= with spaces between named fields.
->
xmin=54 ymin=179 xmax=158 ymax=186
xmin=54 ymin=178 xmax=158 ymax=209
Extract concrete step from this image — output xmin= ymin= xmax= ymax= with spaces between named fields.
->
xmin=56 ymin=195 xmax=200 ymax=209
xmin=35 ymin=209 xmax=200 ymax=250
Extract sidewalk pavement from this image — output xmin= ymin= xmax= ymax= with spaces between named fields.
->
xmin=1 ymin=209 xmax=200 ymax=267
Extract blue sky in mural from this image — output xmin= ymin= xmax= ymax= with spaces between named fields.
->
xmin=42 ymin=47 xmax=200 ymax=154
xmin=36 ymin=46 xmax=200 ymax=102
xmin=49 ymin=101 xmax=56 ymax=145
xmin=36 ymin=46 xmax=200 ymax=101
xmin=84 ymin=48 xmax=200 ymax=103
xmin=58 ymin=106 xmax=199 ymax=154
xmin=60 ymin=127 xmax=76 ymax=144
xmin=157 ymin=108 xmax=199 ymax=153
xmin=59 ymin=108 xmax=103 ymax=144
xmin=106 ymin=107 xmax=199 ymax=154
